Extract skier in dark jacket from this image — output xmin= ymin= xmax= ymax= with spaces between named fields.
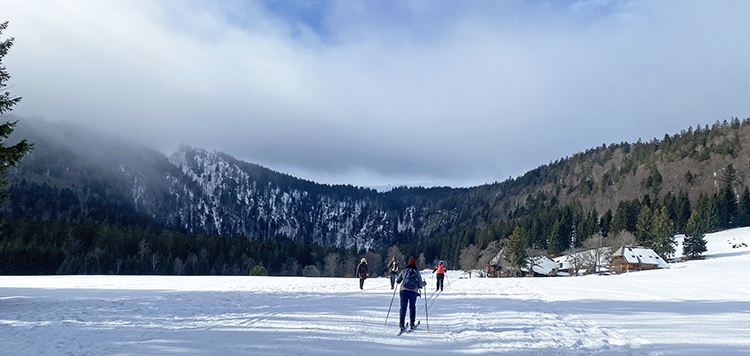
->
xmin=432 ymin=260 xmax=445 ymax=291
xmin=356 ymin=258 xmax=369 ymax=290
xmin=387 ymin=257 xmax=400 ymax=289
xmin=396 ymin=258 xmax=426 ymax=331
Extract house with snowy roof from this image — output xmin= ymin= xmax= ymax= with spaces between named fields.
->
xmin=611 ymin=245 xmax=669 ymax=271
xmin=523 ymin=255 xmax=559 ymax=277
xmin=554 ymin=247 xmax=612 ymax=276
xmin=486 ymin=250 xmax=558 ymax=277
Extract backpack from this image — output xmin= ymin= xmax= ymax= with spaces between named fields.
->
xmin=402 ymin=268 xmax=421 ymax=290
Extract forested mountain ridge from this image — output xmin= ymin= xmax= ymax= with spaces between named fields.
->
xmin=3 ymin=119 xmax=464 ymax=251
xmin=471 ymin=117 xmax=749 ymax=226
xmin=3 ymin=116 xmax=750 ymax=271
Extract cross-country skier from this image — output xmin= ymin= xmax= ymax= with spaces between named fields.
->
xmin=396 ymin=258 xmax=426 ymax=332
xmin=387 ymin=256 xmax=400 ymax=289
xmin=356 ymin=258 xmax=369 ymax=290
xmin=432 ymin=261 xmax=445 ymax=291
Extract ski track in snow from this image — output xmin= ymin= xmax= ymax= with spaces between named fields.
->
xmin=2 ymin=229 xmax=750 ymax=355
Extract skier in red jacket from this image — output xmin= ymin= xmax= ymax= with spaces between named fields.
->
xmin=432 ymin=261 xmax=445 ymax=291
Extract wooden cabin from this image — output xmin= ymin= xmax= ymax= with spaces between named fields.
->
xmin=611 ymin=245 xmax=669 ymax=272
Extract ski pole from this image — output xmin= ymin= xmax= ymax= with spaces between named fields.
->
xmin=423 ymin=285 xmax=430 ymax=332
xmin=384 ymin=284 xmax=398 ymax=326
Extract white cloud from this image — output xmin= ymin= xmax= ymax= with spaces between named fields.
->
xmin=2 ymin=0 xmax=750 ymax=188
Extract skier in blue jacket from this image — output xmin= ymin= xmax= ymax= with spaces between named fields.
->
xmin=396 ymin=258 xmax=426 ymax=331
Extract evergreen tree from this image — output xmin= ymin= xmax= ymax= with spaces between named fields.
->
xmin=683 ymin=209 xmax=707 ymax=259
xmin=650 ymin=206 xmax=675 ymax=260
xmin=575 ymin=209 xmax=599 ymax=247
xmin=548 ymin=211 xmax=572 ymax=256
xmin=635 ymin=205 xmax=653 ymax=246
xmin=684 ymin=170 xmax=694 ymax=185
xmin=706 ymin=194 xmax=720 ymax=232
xmin=0 ymin=21 xmax=33 ymax=208
xmin=737 ymin=187 xmax=750 ymax=227
xmin=600 ymin=209 xmax=613 ymax=237
xmin=611 ymin=199 xmax=641 ymax=235
xmin=609 ymin=202 xmax=628 ymax=235
xmin=718 ymin=164 xmax=738 ymax=228
xmin=675 ymin=191 xmax=692 ymax=233
xmin=504 ymin=226 xmax=529 ymax=276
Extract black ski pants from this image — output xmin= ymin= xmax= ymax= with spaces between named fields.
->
xmin=436 ymin=273 xmax=444 ymax=291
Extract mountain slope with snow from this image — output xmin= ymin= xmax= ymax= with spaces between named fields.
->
xmin=2 ymin=228 xmax=749 ymax=355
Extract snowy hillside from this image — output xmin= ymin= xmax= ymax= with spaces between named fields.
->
xmin=2 ymin=229 xmax=750 ymax=355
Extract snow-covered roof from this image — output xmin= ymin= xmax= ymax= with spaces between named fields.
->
xmin=612 ymin=245 xmax=669 ymax=268
xmin=631 ymin=247 xmax=670 ymax=268
xmin=613 ymin=245 xmax=641 ymax=264
xmin=523 ymin=255 xmax=558 ymax=275
xmin=489 ymin=249 xmax=504 ymax=266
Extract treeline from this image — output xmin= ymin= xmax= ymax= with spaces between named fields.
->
xmin=3 ymin=154 xmax=750 ymax=277
xmin=0 ymin=216 xmax=404 ymax=277
xmin=2 ymin=163 xmax=747 ymax=276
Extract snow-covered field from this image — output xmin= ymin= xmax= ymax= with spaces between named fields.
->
xmin=2 ymin=229 xmax=750 ymax=355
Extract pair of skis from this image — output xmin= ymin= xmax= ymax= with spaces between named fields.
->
xmin=397 ymin=320 xmax=420 ymax=336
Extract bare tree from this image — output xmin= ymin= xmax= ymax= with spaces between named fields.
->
xmin=582 ymin=233 xmax=611 ymax=274
xmin=174 ymin=257 xmax=184 ymax=275
xmin=362 ymin=251 xmax=382 ymax=278
xmin=563 ymin=247 xmax=586 ymax=276
xmin=281 ymin=257 xmax=299 ymax=276
xmin=136 ymin=240 xmax=150 ymax=273
xmin=302 ymin=265 xmax=321 ymax=277
xmin=93 ymin=247 xmax=104 ymax=271
xmin=323 ymin=252 xmax=339 ymax=277
xmin=417 ymin=253 xmax=427 ymax=270
xmin=151 ymin=253 xmax=159 ymax=273
xmin=459 ymin=244 xmax=480 ymax=273
xmin=343 ymin=256 xmax=357 ymax=278
xmin=606 ymin=230 xmax=637 ymax=248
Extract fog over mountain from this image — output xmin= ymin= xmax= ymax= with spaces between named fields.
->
xmin=2 ymin=0 xmax=750 ymax=188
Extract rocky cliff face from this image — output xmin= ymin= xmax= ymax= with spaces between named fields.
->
xmin=160 ymin=146 xmax=427 ymax=249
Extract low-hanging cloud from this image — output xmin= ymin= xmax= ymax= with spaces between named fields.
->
xmin=3 ymin=0 xmax=750 ymax=188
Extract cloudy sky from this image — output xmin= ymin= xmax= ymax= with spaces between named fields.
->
xmin=2 ymin=0 xmax=749 ymax=189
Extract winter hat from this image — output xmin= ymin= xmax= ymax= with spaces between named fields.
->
xmin=408 ymin=258 xmax=417 ymax=267
xmin=361 ymin=258 xmax=367 ymax=263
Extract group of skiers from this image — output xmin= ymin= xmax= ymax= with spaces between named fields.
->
xmin=356 ymin=256 xmax=447 ymax=332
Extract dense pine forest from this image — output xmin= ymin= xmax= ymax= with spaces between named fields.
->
xmin=2 ymin=117 xmax=750 ymax=276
